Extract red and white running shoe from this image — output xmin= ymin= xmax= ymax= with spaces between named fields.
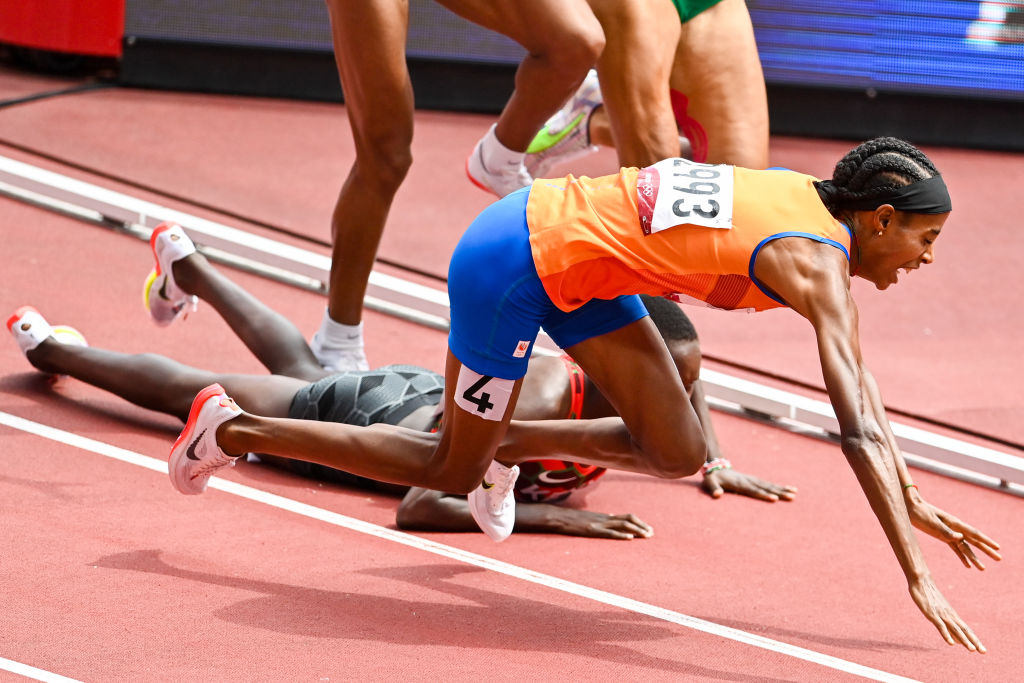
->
xmin=143 ymin=222 xmax=198 ymax=327
xmin=168 ymin=383 xmax=243 ymax=495
xmin=7 ymin=306 xmax=88 ymax=355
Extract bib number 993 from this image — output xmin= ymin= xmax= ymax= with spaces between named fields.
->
xmin=638 ymin=158 xmax=734 ymax=234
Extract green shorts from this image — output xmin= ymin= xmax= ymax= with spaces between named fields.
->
xmin=671 ymin=0 xmax=725 ymax=23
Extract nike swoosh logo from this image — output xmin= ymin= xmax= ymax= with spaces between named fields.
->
xmin=186 ymin=429 xmax=206 ymax=460
xmin=526 ymin=112 xmax=586 ymax=154
xmin=481 ymin=479 xmax=494 ymax=490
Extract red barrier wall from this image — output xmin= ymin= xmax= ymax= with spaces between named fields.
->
xmin=0 ymin=0 xmax=124 ymax=57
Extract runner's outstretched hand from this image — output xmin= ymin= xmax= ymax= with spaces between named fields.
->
xmin=905 ymin=494 xmax=1002 ymax=570
xmin=909 ymin=576 xmax=986 ymax=653
xmin=702 ymin=467 xmax=798 ymax=502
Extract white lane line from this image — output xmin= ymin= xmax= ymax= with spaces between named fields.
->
xmin=0 ymin=411 xmax=919 ymax=683
xmin=0 ymin=657 xmax=83 ymax=683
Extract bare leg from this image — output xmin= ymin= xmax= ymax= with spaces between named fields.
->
xmin=586 ymin=105 xmax=614 ymax=149
xmin=323 ymin=0 xmax=415 ymax=327
xmin=171 ymin=252 xmax=327 ymax=382
xmin=571 ymin=0 xmax=768 ymax=168
xmin=670 ymin=0 xmax=769 ymax=168
xmin=438 ymin=0 xmax=605 ymax=151
xmin=24 ymin=341 xmax=306 ymax=421
xmin=219 ymin=350 xmax=523 ymax=493
xmin=216 ymin=319 xmax=706 ymax=492
xmin=586 ymin=0 xmax=681 ymax=167
xmin=499 ymin=317 xmax=706 ymax=475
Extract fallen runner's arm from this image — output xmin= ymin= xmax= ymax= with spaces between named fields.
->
xmin=396 ymin=487 xmax=653 ymax=539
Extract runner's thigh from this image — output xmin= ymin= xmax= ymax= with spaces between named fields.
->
xmin=325 ymin=0 xmax=414 ymax=142
xmin=670 ymin=0 xmax=768 ymax=167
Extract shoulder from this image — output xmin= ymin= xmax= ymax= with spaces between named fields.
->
xmin=754 ymin=238 xmax=851 ymax=316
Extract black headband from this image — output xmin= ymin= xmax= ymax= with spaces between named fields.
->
xmin=839 ymin=174 xmax=953 ymax=214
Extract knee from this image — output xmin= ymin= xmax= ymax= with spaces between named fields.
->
xmin=530 ymin=23 xmax=604 ymax=77
xmin=419 ymin=450 xmax=489 ymax=495
xmin=640 ymin=434 xmax=707 ymax=479
xmin=352 ymin=126 xmax=414 ymax=192
xmin=439 ymin=476 xmax=479 ymax=496
xmin=356 ymin=143 xmax=413 ymax=193
xmin=425 ymin=467 xmax=483 ymax=496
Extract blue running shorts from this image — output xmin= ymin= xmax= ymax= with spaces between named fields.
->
xmin=447 ymin=186 xmax=649 ymax=380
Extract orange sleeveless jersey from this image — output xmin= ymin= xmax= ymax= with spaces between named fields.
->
xmin=525 ymin=163 xmax=852 ymax=312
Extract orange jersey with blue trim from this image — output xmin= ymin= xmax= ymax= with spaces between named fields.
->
xmin=525 ymin=160 xmax=852 ymax=312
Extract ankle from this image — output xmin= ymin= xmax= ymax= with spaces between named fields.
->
xmin=315 ymin=309 xmax=364 ymax=349
xmin=25 ymin=339 xmax=60 ymax=373
xmin=216 ymin=415 xmax=251 ymax=458
xmin=170 ymin=252 xmax=203 ymax=294
xmin=588 ymin=105 xmax=610 ymax=147
xmin=480 ymin=124 xmax=526 ymax=169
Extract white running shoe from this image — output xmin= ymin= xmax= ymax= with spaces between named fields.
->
xmin=468 ymin=460 xmax=520 ymax=542
xmin=168 ymin=383 xmax=243 ymax=495
xmin=466 ymin=126 xmax=534 ymax=198
xmin=7 ymin=306 xmax=88 ymax=355
xmin=524 ymin=69 xmax=602 ymax=180
xmin=144 ymin=222 xmax=198 ymax=327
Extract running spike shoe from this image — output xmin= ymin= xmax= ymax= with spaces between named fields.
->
xmin=468 ymin=460 xmax=520 ymax=542
xmin=144 ymin=222 xmax=198 ymax=327
xmin=168 ymin=383 xmax=243 ymax=495
xmin=7 ymin=306 xmax=87 ymax=355
xmin=466 ymin=124 xmax=535 ymax=197
xmin=524 ymin=69 xmax=602 ymax=179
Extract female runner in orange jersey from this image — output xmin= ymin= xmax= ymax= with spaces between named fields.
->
xmin=167 ymin=136 xmax=998 ymax=652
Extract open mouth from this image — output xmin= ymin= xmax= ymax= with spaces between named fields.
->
xmin=896 ymin=265 xmax=917 ymax=282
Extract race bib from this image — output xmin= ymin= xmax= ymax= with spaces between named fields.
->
xmin=637 ymin=158 xmax=734 ymax=235
xmin=454 ymin=366 xmax=514 ymax=422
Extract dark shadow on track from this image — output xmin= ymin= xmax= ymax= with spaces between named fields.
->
xmin=92 ymin=549 xmax=799 ymax=682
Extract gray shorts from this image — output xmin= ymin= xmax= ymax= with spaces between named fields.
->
xmin=288 ymin=364 xmax=444 ymax=427
xmin=271 ymin=365 xmax=444 ymax=489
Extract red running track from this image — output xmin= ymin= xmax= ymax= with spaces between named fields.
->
xmin=1 ymin=63 xmax=1023 ymax=681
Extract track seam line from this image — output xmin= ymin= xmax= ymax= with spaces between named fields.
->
xmin=0 ymin=656 xmax=83 ymax=683
xmin=1 ymin=410 xmax=921 ymax=683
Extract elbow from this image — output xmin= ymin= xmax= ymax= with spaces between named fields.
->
xmin=394 ymin=508 xmax=418 ymax=531
xmin=395 ymin=488 xmax=436 ymax=530
xmin=394 ymin=506 xmax=421 ymax=531
xmin=839 ymin=427 xmax=887 ymax=467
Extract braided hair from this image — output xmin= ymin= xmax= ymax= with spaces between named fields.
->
xmin=814 ymin=137 xmax=941 ymax=216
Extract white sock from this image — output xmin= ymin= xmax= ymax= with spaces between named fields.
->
xmin=314 ymin=308 xmax=363 ymax=350
xmin=479 ymin=124 xmax=525 ymax=171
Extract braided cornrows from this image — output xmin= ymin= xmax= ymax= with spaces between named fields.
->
xmin=815 ymin=137 xmax=940 ymax=215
